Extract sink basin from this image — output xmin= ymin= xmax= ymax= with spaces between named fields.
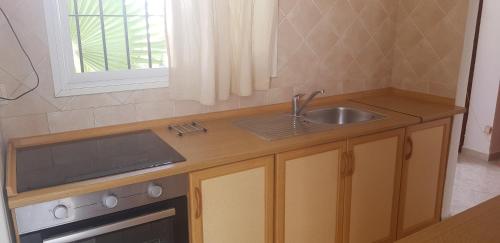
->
xmin=303 ymin=107 xmax=385 ymax=125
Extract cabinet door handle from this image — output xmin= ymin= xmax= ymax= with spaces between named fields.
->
xmin=194 ymin=187 xmax=202 ymax=219
xmin=405 ymin=137 xmax=414 ymax=161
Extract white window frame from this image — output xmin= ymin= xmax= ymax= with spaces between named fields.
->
xmin=43 ymin=0 xmax=169 ymax=97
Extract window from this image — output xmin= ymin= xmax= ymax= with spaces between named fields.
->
xmin=44 ymin=0 xmax=169 ymax=96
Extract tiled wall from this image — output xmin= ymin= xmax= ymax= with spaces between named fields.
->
xmin=391 ymin=0 xmax=470 ymax=98
xmin=0 ymin=0 xmax=469 ymax=142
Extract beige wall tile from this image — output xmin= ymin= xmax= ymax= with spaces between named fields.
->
xmin=123 ymin=88 xmax=171 ymax=104
xmin=395 ymin=18 xmax=423 ymax=53
xmin=173 ymin=101 xmax=208 ymax=117
xmin=349 ymin=0 xmax=367 ymax=13
xmin=0 ymin=90 xmax=58 ymax=118
xmin=268 ymin=87 xmax=294 ymax=104
xmin=322 ymin=42 xmax=354 ymax=80
xmin=207 ymin=96 xmax=240 ymax=113
xmin=94 ymin=105 xmax=136 ymax=127
xmin=0 ymin=67 xmax=22 ymax=96
xmin=341 ymin=20 xmax=372 ymax=57
xmin=277 ymin=19 xmax=303 ymax=69
xmin=426 ymin=20 xmax=462 ymax=59
xmin=329 ymin=0 xmax=357 ymax=36
xmin=1 ymin=114 xmax=49 ymax=141
xmin=240 ymin=91 xmax=268 ymax=108
xmin=411 ymin=0 xmax=446 ymax=34
xmin=306 ymin=16 xmax=339 ymax=58
xmin=0 ymin=23 xmax=33 ymax=81
xmin=275 ymin=44 xmax=320 ymax=88
xmin=401 ymin=0 xmax=420 ymax=13
xmin=63 ymin=93 xmax=121 ymax=111
xmin=279 ymin=0 xmax=300 ymax=15
xmin=0 ymin=0 xmax=471 ymax=143
xmin=47 ymin=109 xmax=94 ymax=133
xmin=343 ymin=79 xmax=366 ymax=93
xmin=287 ymin=0 xmax=322 ymax=37
xmin=359 ymin=1 xmax=389 ymax=32
xmin=392 ymin=0 xmax=470 ymax=98
xmin=312 ymin=0 xmax=335 ymax=14
xmin=22 ymin=58 xmax=72 ymax=110
xmin=372 ymin=20 xmax=396 ymax=55
xmin=135 ymin=100 xmax=174 ymax=121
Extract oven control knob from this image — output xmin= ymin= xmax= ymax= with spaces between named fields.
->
xmin=147 ymin=183 xmax=163 ymax=198
xmin=102 ymin=195 xmax=118 ymax=209
xmin=53 ymin=205 xmax=69 ymax=219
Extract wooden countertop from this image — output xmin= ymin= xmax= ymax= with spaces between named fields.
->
xmin=5 ymin=88 xmax=463 ymax=209
xmin=397 ymin=196 xmax=500 ymax=243
xmin=352 ymin=88 xmax=466 ymax=122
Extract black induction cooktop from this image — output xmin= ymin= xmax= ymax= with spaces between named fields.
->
xmin=16 ymin=130 xmax=186 ymax=193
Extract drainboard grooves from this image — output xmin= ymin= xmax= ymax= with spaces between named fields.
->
xmin=234 ymin=114 xmax=334 ymax=141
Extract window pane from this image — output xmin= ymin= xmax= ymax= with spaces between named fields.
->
xmin=69 ymin=17 xmax=82 ymax=73
xmin=104 ymin=17 xmax=128 ymax=71
xmin=102 ymin=0 xmax=123 ymax=15
xmin=79 ymin=16 xmax=105 ymax=72
xmin=125 ymin=0 xmax=146 ymax=16
xmin=147 ymin=0 xmax=165 ymax=16
xmin=68 ymin=0 xmax=75 ymax=15
xmin=75 ymin=0 xmax=100 ymax=15
xmin=127 ymin=16 xmax=149 ymax=69
xmin=67 ymin=0 xmax=167 ymax=73
xmin=148 ymin=16 xmax=167 ymax=68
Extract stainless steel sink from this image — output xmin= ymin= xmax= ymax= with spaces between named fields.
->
xmin=303 ymin=107 xmax=385 ymax=125
xmin=234 ymin=106 xmax=385 ymax=141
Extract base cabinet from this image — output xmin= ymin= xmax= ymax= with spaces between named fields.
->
xmin=397 ymin=118 xmax=451 ymax=238
xmin=275 ymin=142 xmax=346 ymax=243
xmin=188 ymin=156 xmax=274 ymax=243
xmin=275 ymin=129 xmax=405 ymax=243
xmin=343 ymin=129 xmax=404 ymax=243
xmin=187 ymin=119 xmax=453 ymax=243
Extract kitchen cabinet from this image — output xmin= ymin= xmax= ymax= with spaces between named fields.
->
xmin=397 ymin=118 xmax=451 ymax=238
xmin=188 ymin=156 xmax=274 ymax=243
xmin=343 ymin=129 xmax=405 ymax=243
xmin=275 ymin=142 xmax=347 ymax=243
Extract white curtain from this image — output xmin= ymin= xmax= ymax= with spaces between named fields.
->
xmin=166 ymin=0 xmax=278 ymax=105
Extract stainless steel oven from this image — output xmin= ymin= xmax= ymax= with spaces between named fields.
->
xmin=15 ymin=174 xmax=189 ymax=243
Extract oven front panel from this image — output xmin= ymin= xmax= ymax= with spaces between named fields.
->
xmin=15 ymin=174 xmax=187 ymax=235
xmin=52 ymin=215 xmax=176 ymax=243
xmin=20 ymin=197 xmax=188 ymax=243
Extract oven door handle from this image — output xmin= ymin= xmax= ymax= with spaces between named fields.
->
xmin=43 ymin=208 xmax=176 ymax=243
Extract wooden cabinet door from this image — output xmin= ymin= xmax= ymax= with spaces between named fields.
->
xmin=344 ymin=129 xmax=404 ymax=243
xmin=189 ymin=156 xmax=274 ymax=243
xmin=276 ymin=142 xmax=347 ymax=243
xmin=397 ymin=118 xmax=451 ymax=238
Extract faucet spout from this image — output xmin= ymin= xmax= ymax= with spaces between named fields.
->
xmin=292 ymin=90 xmax=325 ymax=117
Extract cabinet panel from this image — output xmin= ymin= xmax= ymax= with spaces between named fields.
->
xmin=276 ymin=142 xmax=346 ymax=243
xmin=344 ymin=129 xmax=404 ymax=243
xmin=398 ymin=118 xmax=451 ymax=238
xmin=189 ymin=156 xmax=274 ymax=243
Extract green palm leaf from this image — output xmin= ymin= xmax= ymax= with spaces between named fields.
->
xmin=68 ymin=0 xmax=167 ymax=73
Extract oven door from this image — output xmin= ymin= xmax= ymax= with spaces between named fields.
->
xmin=20 ymin=197 xmax=188 ymax=243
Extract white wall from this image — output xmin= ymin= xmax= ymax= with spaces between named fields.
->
xmin=462 ymin=0 xmax=500 ymax=155
xmin=442 ymin=0 xmax=480 ymax=218
xmin=0 ymin=135 xmax=12 ymax=242
xmin=489 ymin=89 xmax=500 ymax=154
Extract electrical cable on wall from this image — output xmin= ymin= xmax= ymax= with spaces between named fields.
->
xmin=0 ymin=6 xmax=40 ymax=101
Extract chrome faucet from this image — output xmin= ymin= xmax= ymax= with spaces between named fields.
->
xmin=292 ymin=90 xmax=325 ymax=117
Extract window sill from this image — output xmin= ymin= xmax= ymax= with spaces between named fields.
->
xmin=55 ymin=80 xmax=169 ymax=97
